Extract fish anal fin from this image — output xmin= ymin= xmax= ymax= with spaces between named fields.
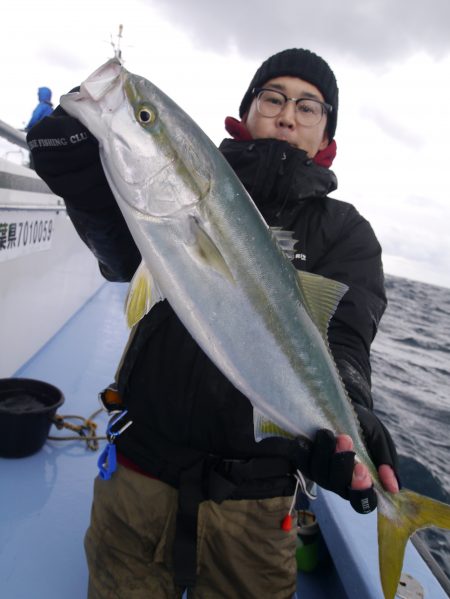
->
xmin=253 ymin=407 xmax=294 ymax=442
xmin=378 ymin=489 xmax=450 ymax=599
xmin=125 ymin=260 xmax=164 ymax=328
xmin=297 ymin=270 xmax=348 ymax=340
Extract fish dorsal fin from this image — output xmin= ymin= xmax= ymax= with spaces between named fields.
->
xmin=125 ymin=260 xmax=165 ymax=328
xmin=191 ymin=217 xmax=235 ymax=284
xmin=297 ymin=271 xmax=348 ymax=340
xmin=253 ymin=407 xmax=294 ymax=442
xmin=270 ymin=227 xmax=297 ymax=260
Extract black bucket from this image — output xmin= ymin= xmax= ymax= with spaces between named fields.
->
xmin=0 ymin=378 xmax=65 ymax=458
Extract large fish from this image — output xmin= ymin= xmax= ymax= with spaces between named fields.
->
xmin=60 ymin=59 xmax=450 ymax=599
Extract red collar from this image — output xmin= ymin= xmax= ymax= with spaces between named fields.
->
xmin=224 ymin=116 xmax=336 ymax=169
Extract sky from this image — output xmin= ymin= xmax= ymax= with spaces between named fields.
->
xmin=2 ymin=0 xmax=450 ymax=288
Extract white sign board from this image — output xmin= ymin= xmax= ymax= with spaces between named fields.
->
xmin=0 ymin=210 xmax=54 ymax=262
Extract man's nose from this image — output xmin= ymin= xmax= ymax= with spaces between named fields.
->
xmin=277 ymin=100 xmax=296 ymax=127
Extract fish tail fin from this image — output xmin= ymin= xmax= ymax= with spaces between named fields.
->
xmin=378 ymin=488 xmax=450 ymax=599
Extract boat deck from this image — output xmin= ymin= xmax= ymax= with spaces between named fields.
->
xmin=1 ymin=282 xmax=448 ymax=598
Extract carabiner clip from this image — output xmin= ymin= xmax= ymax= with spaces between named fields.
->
xmin=97 ymin=410 xmax=133 ymax=480
xmin=107 ymin=409 xmax=133 ymax=440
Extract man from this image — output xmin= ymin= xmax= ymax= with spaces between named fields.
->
xmin=27 ymin=48 xmax=399 ymax=599
xmin=24 ymin=87 xmax=53 ymax=131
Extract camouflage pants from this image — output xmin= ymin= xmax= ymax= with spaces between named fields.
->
xmin=84 ymin=464 xmax=297 ymax=599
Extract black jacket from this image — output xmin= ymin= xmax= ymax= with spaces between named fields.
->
xmin=27 ymin=112 xmax=387 ymax=472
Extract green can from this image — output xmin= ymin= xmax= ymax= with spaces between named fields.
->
xmin=296 ymin=510 xmax=319 ymax=572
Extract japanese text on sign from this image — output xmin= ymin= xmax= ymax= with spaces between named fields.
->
xmin=0 ymin=211 xmax=54 ymax=262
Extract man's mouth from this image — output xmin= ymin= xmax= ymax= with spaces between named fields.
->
xmin=276 ymin=134 xmax=297 ymax=148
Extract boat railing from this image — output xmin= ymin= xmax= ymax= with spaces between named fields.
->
xmin=411 ymin=535 xmax=450 ymax=597
xmin=0 ymin=201 xmax=66 ymax=212
xmin=0 ymin=150 xmax=64 ymax=210
xmin=0 ymin=118 xmax=28 ymax=150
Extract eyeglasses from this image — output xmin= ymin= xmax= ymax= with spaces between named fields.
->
xmin=252 ymin=87 xmax=332 ymax=127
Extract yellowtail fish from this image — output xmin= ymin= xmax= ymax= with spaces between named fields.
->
xmin=60 ymin=59 xmax=450 ymax=599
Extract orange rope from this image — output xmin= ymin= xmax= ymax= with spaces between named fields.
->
xmin=49 ymin=409 xmax=106 ymax=450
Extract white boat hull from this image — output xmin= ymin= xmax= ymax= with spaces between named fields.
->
xmin=0 ymin=157 xmax=103 ymax=376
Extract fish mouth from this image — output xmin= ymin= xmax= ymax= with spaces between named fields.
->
xmin=80 ymin=58 xmax=122 ymax=102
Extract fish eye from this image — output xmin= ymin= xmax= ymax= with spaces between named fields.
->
xmin=137 ymin=106 xmax=156 ymax=125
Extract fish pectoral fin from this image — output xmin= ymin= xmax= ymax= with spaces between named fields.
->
xmin=378 ymin=489 xmax=450 ymax=599
xmin=191 ymin=218 xmax=235 ymax=284
xmin=125 ymin=260 xmax=165 ymax=328
xmin=253 ymin=407 xmax=294 ymax=442
xmin=296 ymin=271 xmax=348 ymax=340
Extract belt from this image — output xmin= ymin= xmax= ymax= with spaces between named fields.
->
xmin=173 ymin=454 xmax=295 ymax=589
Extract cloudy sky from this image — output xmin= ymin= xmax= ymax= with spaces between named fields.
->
xmin=2 ymin=0 xmax=450 ymax=288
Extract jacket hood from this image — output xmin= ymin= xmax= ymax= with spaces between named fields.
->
xmin=38 ymin=87 xmax=52 ymax=102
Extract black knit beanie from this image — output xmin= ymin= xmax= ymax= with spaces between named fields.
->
xmin=239 ymin=48 xmax=338 ymax=141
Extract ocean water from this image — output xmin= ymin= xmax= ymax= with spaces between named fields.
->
xmin=371 ymin=274 xmax=450 ymax=582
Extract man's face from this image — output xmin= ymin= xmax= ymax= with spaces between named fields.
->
xmin=244 ymin=76 xmax=329 ymax=157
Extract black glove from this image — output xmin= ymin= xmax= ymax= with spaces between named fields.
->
xmin=290 ymin=407 xmax=400 ymax=515
xmin=352 ymin=403 xmax=400 ymax=476
xmin=26 ymin=105 xmax=141 ymax=282
xmin=26 ymin=105 xmax=112 ymax=207
xmin=296 ymin=429 xmax=377 ymax=514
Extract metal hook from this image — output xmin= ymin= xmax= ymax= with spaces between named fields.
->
xmin=107 ymin=410 xmax=133 ymax=439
